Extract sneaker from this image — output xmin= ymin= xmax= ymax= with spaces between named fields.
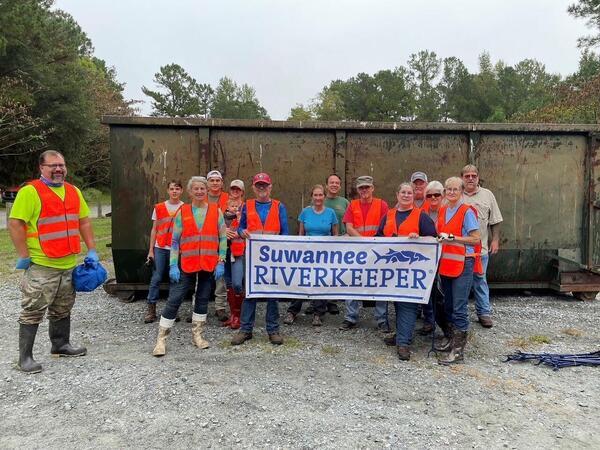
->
xmin=283 ymin=312 xmax=296 ymax=325
xmin=478 ymin=315 xmax=493 ymax=328
xmin=397 ymin=345 xmax=411 ymax=361
xmin=339 ymin=320 xmax=356 ymax=331
xmin=383 ymin=332 xmax=396 ymax=346
xmin=231 ymin=331 xmax=252 ymax=346
xmin=377 ymin=322 xmax=391 ymax=334
xmin=312 ymin=314 xmax=322 ymax=327
xmin=327 ymin=302 xmax=340 ymax=315
xmin=268 ymin=333 xmax=283 ymax=345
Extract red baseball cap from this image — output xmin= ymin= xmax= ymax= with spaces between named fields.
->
xmin=252 ymin=172 xmax=272 ymax=185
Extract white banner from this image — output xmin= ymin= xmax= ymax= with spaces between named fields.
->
xmin=245 ymin=235 xmax=441 ymax=304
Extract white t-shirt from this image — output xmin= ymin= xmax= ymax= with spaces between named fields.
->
xmin=152 ymin=200 xmax=184 ymax=250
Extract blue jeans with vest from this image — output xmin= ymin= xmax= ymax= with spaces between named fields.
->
xmin=161 ymin=270 xmax=212 ymax=320
xmin=441 ymin=257 xmax=474 ymax=332
xmin=473 ymin=253 xmax=491 ymax=316
xmin=147 ymin=247 xmax=170 ymax=304
xmin=394 ymin=301 xmax=419 ymax=346
xmin=240 ymin=299 xmax=280 ymax=334
xmin=224 ymin=248 xmax=245 ymax=295
xmin=344 ymin=300 xmax=389 ymax=327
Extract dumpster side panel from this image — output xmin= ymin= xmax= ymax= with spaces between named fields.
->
xmin=111 ymin=126 xmax=201 ymax=283
xmin=346 ymin=132 xmax=469 ymax=205
xmin=209 ymin=129 xmax=336 ymax=234
xmin=476 ymin=133 xmax=587 ymax=283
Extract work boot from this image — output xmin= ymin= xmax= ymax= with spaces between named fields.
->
xmin=191 ymin=314 xmax=210 ymax=349
xmin=434 ymin=325 xmax=454 ymax=352
xmin=283 ymin=312 xmax=296 ymax=325
xmin=49 ymin=316 xmax=87 ymax=357
xmin=478 ymin=315 xmax=493 ymax=328
xmin=438 ymin=330 xmax=468 ymax=365
xmin=17 ymin=323 xmax=42 ymax=374
xmin=229 ymin=293 xmax=243 ymax=330
xmin=312 ymin=314 xmax=322 ymax=326
xmin=222 ymin=288 xmax=235 ymax=328
xmin=326 ymin=302 xmax=340 ymax=315
xmin=396 ymin=345 xmax=411 ymax=361
xmin=144 ymin=303 xmax=157 ymax=324
xmin=339 ymin=320 xmax=356 ymax=331
xmin=231 ymin=331 xmax=252 ymax=346
xmin=418 ymin=322 xmax=434 ymax=335
xmin=383 ymin=333 xmax=396 ymax=346
xmin=215 ymin=308 xmax=229 ymax=323
xmin=269 ymin=333 xmax=284 ymax=345
xmin=152 ymin=316 xmax=175 ymax=357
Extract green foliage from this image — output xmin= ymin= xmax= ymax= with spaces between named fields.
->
xmin=409 ymin=50 xmax=442 ymax=121
xmin=568 ymin=0 xmax=600 ymax=48
xmin=211 ymin=77 xmax=269 ymax=120
xmin=287 ymin=104 xmax=314 ymax=121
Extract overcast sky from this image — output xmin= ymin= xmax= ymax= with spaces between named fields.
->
xmin=54 ymin=0 xmax=589 ymax=119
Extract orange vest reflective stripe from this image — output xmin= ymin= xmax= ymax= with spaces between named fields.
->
xmin=350 ymin=198 xmax=382 ymax=237
xmin=154 ymin=202 xmax=180 ymax=248
xmin=246 ymin=199 xmax=281 ymax=234
xmin=209 ymin=192 xmax=229 ymax=213
xmin=179 ymin=203 xmax=220 ymax=273
xmin=229 ymin=217 xmax=245 ymax=257
xmin=437 ymin=204 xmax=483 ymax=277
xmin=383 ymin=208 xmax=421 ymax=237
xmin=29 ymin=180 xmax=81 ymax=258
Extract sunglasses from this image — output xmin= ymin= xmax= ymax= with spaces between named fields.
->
xmin=426 ymin=193 xmax=442 ymax=198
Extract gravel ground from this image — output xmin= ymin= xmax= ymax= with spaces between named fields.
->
xmin=0 ymin=277 xmax=598 ymax=449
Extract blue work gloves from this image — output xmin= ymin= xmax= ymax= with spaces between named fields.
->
xmin=86 ymin=249 xmax=99 ymax=263
xmin=214 ymin=262 xmax=225 ymax=280
xmin=15 ymin=257 xmax=32 ymax=270
xmin=169 ymin=265 xmax=180 ymax=284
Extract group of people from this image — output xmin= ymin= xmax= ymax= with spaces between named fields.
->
xmin=8 ymin=148 xmax=502 ymax=374
xmin=144 ymin=165 xmax=502 ymax=365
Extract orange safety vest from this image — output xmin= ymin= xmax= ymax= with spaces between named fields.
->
xmin=179 ymin=203 xmax=220 ymax=273
xmin=349 ymin=198 xmax=383 ymax=237
xmin=421 ymin=199 xmax=431 ymax=214
xmin=209 ymin=192 xmax=229 ymax=213
xmin=154 ymin=202 xmax=180 ymax=248
xmin=437 ymin=204 xmax=483 ymax=277
xmin=383 ymin=208 xmax=421 ymax=237
xmin=29 ymin=180 xmax=81 ymax=258
xmin=246 ymin=199 xmax=281 ymax=234
xmin=229 ymin=216 xmax=245 ymax=257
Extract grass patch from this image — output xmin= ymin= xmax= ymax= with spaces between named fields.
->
xmin=0 ymin=217 xmax=113 ymax=276
xmin=321 ymin=345 xmax=341 ymax=356
xmin=562 ymin=328 xmax=584 ymax=337
xmin=508 ymin=334 xmax=552 ymax=349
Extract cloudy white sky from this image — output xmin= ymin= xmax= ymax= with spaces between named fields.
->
xmin=54 ymin=0 xmax=590 ymax=119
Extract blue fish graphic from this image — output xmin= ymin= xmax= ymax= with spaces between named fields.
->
xmin=373 ymin=248 xmax=430 ymax=264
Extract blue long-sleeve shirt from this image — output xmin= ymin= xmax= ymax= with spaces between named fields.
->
xmin=238 ymin=200 xmax=289 ymax=236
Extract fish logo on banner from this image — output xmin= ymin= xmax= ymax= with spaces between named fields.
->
xmin=372 ymin=248 xmax=430 ymax=264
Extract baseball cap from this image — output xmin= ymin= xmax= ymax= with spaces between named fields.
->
xmin=252 ymin=172 xmax=272 ymax=185
xmin=410 ymin=171 xmax=428 ymax=183
xmin=206 ymin=170 xmax=223 ymax=180
xmin=230 ymin=179 xmax=245 ymax=191
xmin=355 ymin=175 xmax=374 ymax=188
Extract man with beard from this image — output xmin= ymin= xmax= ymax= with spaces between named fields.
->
xmin=9 ymin=150 xmax=98 ymax=373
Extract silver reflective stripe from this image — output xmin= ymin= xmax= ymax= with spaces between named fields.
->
xmin=39 ymin=229 xmax=80 ymax=242
xmin=155 ymin=217 xmax=172 ymax=226
xmin=441 ymin=253 xmax=465 ymax=262
xmin=357 ymin=225 xmax=378 ymax=232
xmin=181 ymin=250 xmax=199 ymax=257
xmin=37 ymin=214 xmax=79 ymax=225
xmin=180 ymin=235 xmax=220 ymax=244
xmin=181 ymin=249 xmax=218 ymax=257
xmin=444 ymin=242 xmax=465 ymax=249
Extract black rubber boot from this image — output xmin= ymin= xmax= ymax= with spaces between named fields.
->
xmin=17 ymin=323 xmax=42 ymax=374
xmin=49 ymin=316 xmax=87 ymax=357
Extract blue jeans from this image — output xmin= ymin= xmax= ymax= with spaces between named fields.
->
xmin=240 ymin=299 xmax=280 ymax=334
xmin=441 ymin=258 xmax=475 ymax=332
xmin=288 ymin=299 xmax=327 ymax=316
xmin=224 ymin=250 xmax=245 ymax=294
xmin=161 ymin=270 xmax=212 ymax=320
xmin=344 ymin=300 xmax=388 ymax=326
xmin=147 ymin=247 xmax=170 ymax=304
xmin=473 ymin=254 xmax=491 ymax=316
xmin=394 ymin=302 xmax=419 ymax=346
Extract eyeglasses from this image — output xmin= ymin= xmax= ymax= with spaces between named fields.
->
xmin=426 ymin=193 xmax=442 ymax=198
xmin=42 ymin=164 xmax=66 ymax=169
xmin=463 ymin=174 xmax=478 ymax=179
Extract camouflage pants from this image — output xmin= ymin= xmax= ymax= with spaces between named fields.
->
xmin=19 ymin=264 xmax=76 ymax=325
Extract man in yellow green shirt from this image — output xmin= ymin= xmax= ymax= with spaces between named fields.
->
xmin=9 ymin=150 xmax=98 ymax=374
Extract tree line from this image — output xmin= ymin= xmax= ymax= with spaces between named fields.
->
xmin=1 ymin=0 xmax=599 ymax=190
